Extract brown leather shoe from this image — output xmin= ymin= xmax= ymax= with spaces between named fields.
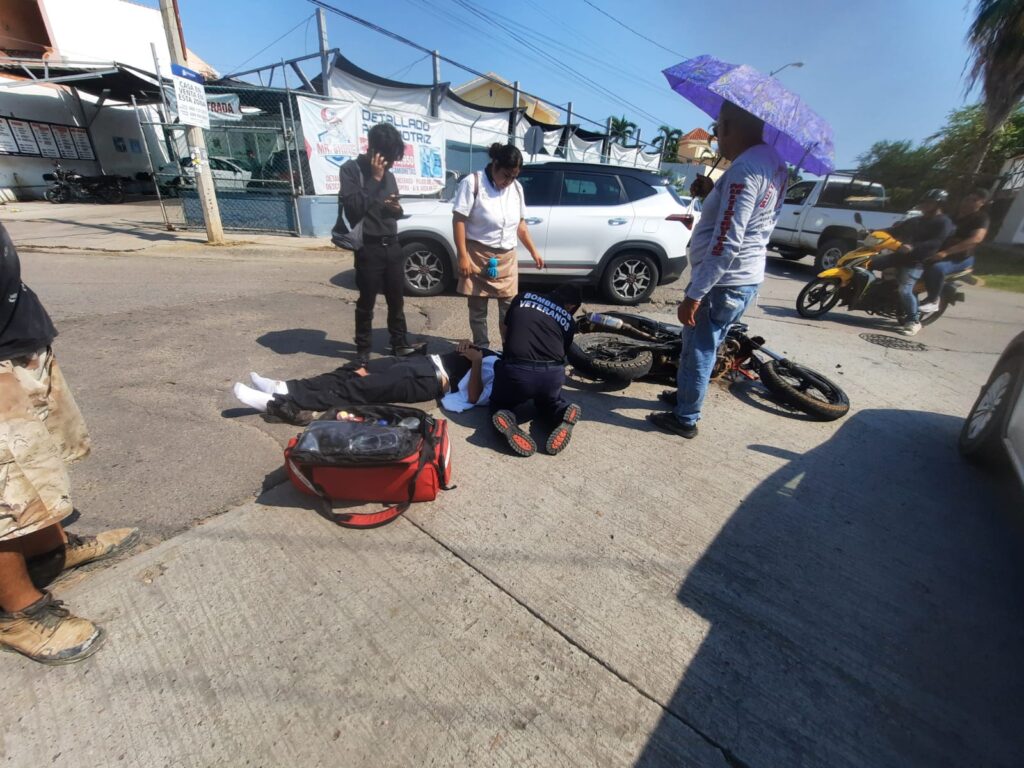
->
xmin=28 ymin=528 xmax=140 ymax=589
xmin=63 ymin=528 xmax=140 ymax=570
xmin=0 ymin=592 xmax=104 ymax=665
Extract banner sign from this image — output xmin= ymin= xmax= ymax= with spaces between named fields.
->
xmin=296 ymin=96 xmax=445 ymax=196
xmin=0 ymin=117 xmax=96 ymax=160
xmin=207 ymin=93 xmax=243 ymax=122
xmin=170 ymin=63 xmax=210 ymax=130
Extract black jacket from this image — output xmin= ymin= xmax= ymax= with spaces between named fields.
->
xmin=888 ymin=214 xmax=955 ymax=265
xmin=335 ymin=155 xmax=401 ymax=240
xmin=0 ymin=223 xmax=56 ymax=360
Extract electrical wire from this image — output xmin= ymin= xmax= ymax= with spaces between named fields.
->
xmin=582 ymin=0 xmax=686 ymax=59
xmin=386 ymin=53 xmax=431 ymax=80
xmin=223 ymin=13 xmax=315 ymax=77
xmin=447 ymin=0 xmax=673 ymax=133
xmin=307 ymin=0 xmax=665 ymax=148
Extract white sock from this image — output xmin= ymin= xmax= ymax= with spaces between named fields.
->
xmin=250 ymin=372 xmax=288 ymax=395
xmin=233 ymin=382 xmax=273 ymax=412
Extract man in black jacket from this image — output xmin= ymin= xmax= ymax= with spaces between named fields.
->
xmin=0 ymin=223 xmax=138 ymax=664
xmin=871 ymin=189 xmax=954 ymax=336
xmin=334 ymin=123 xmax=419 ymax=364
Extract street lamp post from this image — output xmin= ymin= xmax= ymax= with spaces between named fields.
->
xmin=769 ymin=61 xmax=804 ymax=77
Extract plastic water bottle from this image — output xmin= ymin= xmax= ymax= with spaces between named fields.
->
xmin=588 ymin=312 xmax=623 ymax=330
xmin=398 ymin=416 xmax=421 ymax=430
xmin=350 ymin=430 xmax=402 ymax=453
xmin=486 ymin=257 xmax=499 ymax=280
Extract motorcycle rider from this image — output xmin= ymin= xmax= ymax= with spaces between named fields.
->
xmin=648 ymin=100 xmax=789 ymax=440
xmin=917 ymin=189 xmax=989 ymax=314
xmin=870 ymin=189 xmax=954 ymax=336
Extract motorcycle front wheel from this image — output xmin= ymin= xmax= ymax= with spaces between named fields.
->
xmin=796 ymin=278 xmax=842 ymax=318
xmin=45 ymin=186 xmax=67 ymax=203
xmin=568 ymin=333 xmax=654 ymax=382
xmin=759 ymin=359 xmax=850 ymax=421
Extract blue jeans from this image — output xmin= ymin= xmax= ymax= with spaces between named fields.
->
xmin=674 ymin=284 xmax=759 ymax=426
xmin=923 ymin=257 xmax=973 ymax=303
xmin=871 ymin=253 xmax=922 ymax=323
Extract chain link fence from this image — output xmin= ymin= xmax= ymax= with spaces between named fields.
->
xmin=134 ymin=85 xmax=311 ymax=234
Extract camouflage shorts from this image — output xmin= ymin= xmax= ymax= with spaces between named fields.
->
xmin=0 ymin=349 xmax=90 ymax=541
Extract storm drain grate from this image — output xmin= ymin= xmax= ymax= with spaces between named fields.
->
xmin=859 ymin=333 xmax=929 ymax=352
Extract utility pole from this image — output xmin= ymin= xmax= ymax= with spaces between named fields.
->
xmin=317 ymin=8 xmax=331 ymax=97
xmin=158 ymin=0 xmax=223 ymax=244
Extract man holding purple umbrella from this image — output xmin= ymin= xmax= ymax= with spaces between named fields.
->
xmin=649 ymin=100 xmax=789 ymax=439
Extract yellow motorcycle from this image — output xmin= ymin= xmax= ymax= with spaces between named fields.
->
xmin=795 ymin=214 xmax=970 ymax=326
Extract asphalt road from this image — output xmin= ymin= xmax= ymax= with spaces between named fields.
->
xmin=2 ymin=209 xmax=1023 ymax=766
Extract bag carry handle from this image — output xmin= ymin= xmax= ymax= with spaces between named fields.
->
xmin=287 ymin=423 xmax=452 ymax=529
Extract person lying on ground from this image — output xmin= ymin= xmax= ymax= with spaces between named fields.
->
xmin=232 ymin=342 xmax=498 ymax=424
xmin=0 ymin=222 xmax=139 ymax=666
xmin=489 ymin=284 xmax=583 ymax=458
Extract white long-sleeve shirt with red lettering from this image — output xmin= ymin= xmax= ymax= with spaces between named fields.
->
xmin=685 ymin=144 xmax=789 ymax=301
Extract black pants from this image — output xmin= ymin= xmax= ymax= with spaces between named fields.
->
xmin=489 ymin=360 xmax=569 ymax=422
xmin=284 ymin=356 xmax=440 ymax=411
xmin=355 ymin=241 xmax=407 ymax=353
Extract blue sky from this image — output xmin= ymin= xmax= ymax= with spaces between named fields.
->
xmin=164 ymin=0 xmax=980 ymax=168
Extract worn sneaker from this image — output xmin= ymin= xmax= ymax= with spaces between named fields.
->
xmin=491 ymin=410 xmax=536 ymax=457
xmin=898 ymin=321 xmax=922 ymax=336
xmin=0 ymin=592 xmax=104 ymax=665
xmin=545 ymin=403 xmax=582 ymax=455
xmin=917 ymin=301 xmax=940 ymax=314
xmin=647 ymin=411 xmax=698 ymax=439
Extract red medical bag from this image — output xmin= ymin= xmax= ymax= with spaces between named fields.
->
xmin=285 ymin=405 xmax=453 ymax=529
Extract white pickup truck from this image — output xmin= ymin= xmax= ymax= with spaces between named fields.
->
xmin=770 ymin=174 xmax=908 ymax=270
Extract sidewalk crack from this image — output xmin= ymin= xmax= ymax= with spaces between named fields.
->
xmin=402 ymin=516 xmax=751 ymax=768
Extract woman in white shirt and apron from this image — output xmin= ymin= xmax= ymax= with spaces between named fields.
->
xmin=452 ymin=143 xmax=544 ymax=347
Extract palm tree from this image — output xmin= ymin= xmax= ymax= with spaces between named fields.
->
xmin=608 ymin=115 xmax=637 ymax=145
xmin=651 ymin=125 xmax=684 ymax=161
xmin=964 ymin=0 xmax=1024 ymax=176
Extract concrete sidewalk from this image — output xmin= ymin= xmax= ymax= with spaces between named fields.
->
xmin=0 ymin=199 xmax=331 ymax=253
xmin=1 ymin=230 xmax=1022 ymax=767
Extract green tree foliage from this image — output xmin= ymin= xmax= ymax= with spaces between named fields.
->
xmin=857 ymin=104 xmax=1024 ymax=209
xmin=964 ymin=0 xmax=1024 ymax=173
xmin=608 ymin=115 xmax=637 ymax=145
xmin=651 ymin=125 xmax=683 ymax=161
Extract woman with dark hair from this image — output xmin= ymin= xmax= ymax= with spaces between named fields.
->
xmin=335 ymin=123 xmax=419 ymax=364
xmin=452 ymin=142 xmax=544 ymax=347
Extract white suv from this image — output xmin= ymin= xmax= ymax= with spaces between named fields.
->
xmin=397 ymin=162 xmax=699 ymax=304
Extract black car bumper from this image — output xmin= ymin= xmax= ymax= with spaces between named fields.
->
xmin=660 ymin=255 xmax=689 ymax=284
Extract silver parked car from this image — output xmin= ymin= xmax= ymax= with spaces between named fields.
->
xmin=960 ymin=329 xmax=1024 ymax=489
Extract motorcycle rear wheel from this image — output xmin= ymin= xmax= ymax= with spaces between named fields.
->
xmin=759 ymin=359 xmax=850 ymax=421
xmin=796 ymin=278 xmax=842 ymax=318
xmin=568 ymin=333 xmax=654 ymax=381
xmin=98 ymin=185 xmax=125 ymax=204
xmin=919 ymin=296 xmax=947 ymax=326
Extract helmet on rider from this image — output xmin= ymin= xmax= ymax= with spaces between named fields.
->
xmin=918 ymin=188 xmax=948 ymax=215
xmin=922 ymin=189 xmax=949 ymax=203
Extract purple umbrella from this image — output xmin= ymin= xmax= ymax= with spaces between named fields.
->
xmin=663 ymin=55 xmax=835 ymax=176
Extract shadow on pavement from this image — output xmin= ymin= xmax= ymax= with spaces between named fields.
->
xmin=634 ymin=408 xmax=1024 ymax=768
xmin=36 ymin=218 xmax=182 ymax=242
xmin=257 ymin=328 xmax=355 ymax=357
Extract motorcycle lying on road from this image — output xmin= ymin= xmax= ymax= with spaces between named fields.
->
xmin=795 ymin=212 xmax=969 ymax=326
xmin=43 ymin=161 xmax=125 ymax=204
xmin=568 ymin=311 xmax=850 ymax=421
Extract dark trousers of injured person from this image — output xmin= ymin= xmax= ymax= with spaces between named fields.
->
xmin=282 ymin=356 xmax=441 ymax=412
xmin=489 ymin=360 xmax=569 ymax=422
